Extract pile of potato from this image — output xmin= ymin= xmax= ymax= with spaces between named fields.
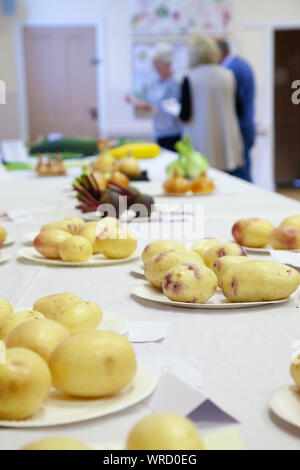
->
xmin=0 ymin=226 xmax=7 ymax=248
xmin=232 ymin=214 xmax=300 ymax=250
xmin=0 ymin=294 xmax=137 ymax=421
xmin=33 ymin=216 xmax=137 ymax=262
xmin=142 ymin=239 xmax=300 ymax=304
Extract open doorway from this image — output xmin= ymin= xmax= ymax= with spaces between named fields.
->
xmin=23 ymin=26 xmax=100 ymax=142
xmin=274 ymin=28 xmax=300 ymax=186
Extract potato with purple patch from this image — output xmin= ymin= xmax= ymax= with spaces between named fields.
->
xmin=145 ymin=249 xmax=205 ymax=289
xmin=269 ymin=225 xmax=300 ymax=250
xmin=232 ymin=218 xmax=274 ymax=248
xmin=280 ymin=215 xmax=300 ymax=231
xmin=34 ymin=230 xmax=72 ymax=259
xmin=203 ymin=242 xmax=247 ymax=269
xmin=142 ymin=240 xmax=185 ymax=265
xmin=212 ymin=255 xmax=252 ymax=286
xmin=221 ymin=260 xmax=300 ymax=302
xmin=191 ymin=238 xmax=221 ymax=257
xmin=162 ymin=263 xmax=217 ymax=303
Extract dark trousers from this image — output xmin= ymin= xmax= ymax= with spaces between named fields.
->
xmin=157 ymin=134 xmax=182 ymax=152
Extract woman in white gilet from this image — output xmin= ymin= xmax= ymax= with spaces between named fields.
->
xmin=180 ymin=35 xmax=243 ymax=173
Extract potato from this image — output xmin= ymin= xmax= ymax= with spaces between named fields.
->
xmin=290 ymin=355 xmax=300 ymax=390
xmin=61 ymin=217 xmax=86 ymax=235
xmin=212 ymin=255 xmax=252 ymax=286
xmin=232 ymin=218 xmax=274 ymax=248
xmin=163 ymin=263 xmax=217 ymax=303
xmin=34 ymin=229 xmax=72 ymax=259
xmin=97 ymin=228 xmax=137 ymax=259
xmin=281 ymin=215 xmax=300 ymax=231
xmin=126 ymin=413 xmax=205 ymax=450
xmin=80 ymin=225 xmax=98 ymax=253
xmin=6 ymin=319 xmax=70 ymax=363
xmin=0 ymin=348 xmax=51 ymax=420
xmin=142 ymin=241 xmax=185 ymax=265
xmin=22 ymin=437 xmax=90 ymax=451
xmin=0 ymin=226 xmax=7 ymax=242
xmin=203 ymin=242 xmax=247 ymax=269
xmin=221 ymin=260 xmax=300 ymax=302
xmin=0 ymin=299 xmax=13 ymax=327
xmin=33 ymin=293 xmax=82 ymax=319
xmin=58 ymin=236 xmax=93 ymax=262
xmin=145 ymin=249 xmax=204 ymax=289
xmin=0 ymin=310 xmax=46 ymax=341
xmin=52 ymin=301 xmax=103 ymax=335
xmin=78 ymin=221 xmax=98 ymax=234
xmin=269 ymin=225 xmax=300 ymax=250
xmin=50 ymin=331 xmax=137 ymax=397
xmin=41 ymin=221 xmax=66 ymax=232
xmin=191 ymin=238 xmax=221 ymax=257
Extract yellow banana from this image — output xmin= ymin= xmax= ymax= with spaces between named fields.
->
xmin=110 ymin=143 xmax=161 ymax=159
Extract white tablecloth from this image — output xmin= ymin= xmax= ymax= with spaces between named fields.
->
xmin=0 ymin=151 xmax=300 ymax=450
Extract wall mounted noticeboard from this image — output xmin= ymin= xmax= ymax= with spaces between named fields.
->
xmin=131 ymin=0 xmax=231 ymax=36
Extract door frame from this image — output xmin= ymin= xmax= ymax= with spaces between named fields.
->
xmin=244 ymin=20 xmax=300 ymax=189
xmin=14 ymin=20 xmax=106 ymax=142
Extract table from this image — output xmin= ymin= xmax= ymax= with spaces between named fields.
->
xmin=0 ymin=151 xmax=300 ymax=450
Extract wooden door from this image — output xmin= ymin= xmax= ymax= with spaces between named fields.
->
xmin=274 ymin=29 xmax=300 ymax=185
xmin=24 ymin=27 xmax=99 ymax=141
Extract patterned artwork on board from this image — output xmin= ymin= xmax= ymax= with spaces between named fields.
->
xmin=131 ymin=0 xmax=231 ymax=35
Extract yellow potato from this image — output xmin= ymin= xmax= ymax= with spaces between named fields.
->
xmin=191 ymin=238 xmax=221 ymax=257
xmin=0 ymin=348 xmax=51 ymax=420
xmin=142 ymin=240 xmax=185 ymax=265
xmin=50 ymin=331 xmax=137 ymax=397
xmin=6 ymin=319 xmax=70 ymax=363
xmin=291 ymin=355 xmax=300 ymax=390
xmin=62 ymin=217 xmax=86 ymax=235
xmin=163 ymin=263 xmax=217 ymax=303
xmin=0 ymin=310 xmax=46 ymax=341
xmin=41 ymin=221 xmax=66 ymax=232
xmin=269 ymin=225 xmax=300 ymax=250
xmin=33 ymin=293 xmax=82 ymax=320
xmin=52 ymin=301 xmax=103 ymax=335
xmin=97 ymin=228 xmax=137 ymax=259
xmin=58 ymin=236 xmax=93 ymax=262
xmin=232 ymin=218 xmax=274 ymax=248
xmin=79 ymin=225 xmax=98 ymax=253
xmin=0 ymin=299 xmax=13 ymax=327
xmin=0 ymin=226 xmax=7 ymax=242
xmin=281 ymin=215 xmax=300 ymax=231
xmin=22 ymin=437 xmax=90 ymax=451
xmin=126 ymin=413 xmax=205 ymax=450
xmin=221 ymin=260 xmax=300 ymax=302
xmin=212 ymin=255 xmax=252 ymax=286
xmin=203 ymin=242 xmax=247 ymax=269
xmin=78 ymin=221 xmax=98 ymax=234
xmin=145 ymin=249 xmax=205 ymax=289
xmin=34 ymin=229 xmax=72 ymax=259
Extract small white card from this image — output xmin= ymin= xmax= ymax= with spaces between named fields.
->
xmin=270 ymin=250 xmax=300 ymax=268
xmin=145 ymin=372 xmax=238 ymax=430
xmin=1 ymin=140 xmax=29 ymax=163
xmin=129 ymin=321 xmax=171 ymax=343
xmin=6 ymin=209 xmax=32 ymax=223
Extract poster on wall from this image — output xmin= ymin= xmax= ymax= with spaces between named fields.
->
xmin=131 ymin=0 xmax=231 ymax=36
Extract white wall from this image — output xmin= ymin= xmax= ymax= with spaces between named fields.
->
xmin=1 ymin=0 xmax=300 ymax=186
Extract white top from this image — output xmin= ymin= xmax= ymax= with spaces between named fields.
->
xmin=184 ymin=65 xmax=244 ymax=171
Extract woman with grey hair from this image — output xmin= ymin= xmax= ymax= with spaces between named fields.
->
xmin=180 ymin=35 xmax=244 ymax=174
xmin=126 ymin=42 xmax=182 ymax=151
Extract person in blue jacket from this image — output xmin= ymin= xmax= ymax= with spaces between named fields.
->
xmin=217 ymin=39 xmax=256 ymax=182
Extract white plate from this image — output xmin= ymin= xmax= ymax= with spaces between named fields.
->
xmin=243 ymin=245 xmax=300 ymax=254
xmin=0 ymin=365 xmax=158 ymax=428
xmin=3 ymin=236 xmax=14 ymax=247
xmin=132 ymin=263 xmax=144 ymax=276
xmin=157 ymin=190 xmax=216 ymax=197
xmin=16 ymin=307 xmax=130 ymax=336
xmin=24 ymin=232 xmax=38 ymax=243
xmin=269 ymin=385 xmax=300 ymax=428
xmin=132 ymin=283 xmax=293 ymax=309
xmin=19 ymin=247 xmax=140 ymax=267
xmin=0 ymin=252 xmax=10 ymax=264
